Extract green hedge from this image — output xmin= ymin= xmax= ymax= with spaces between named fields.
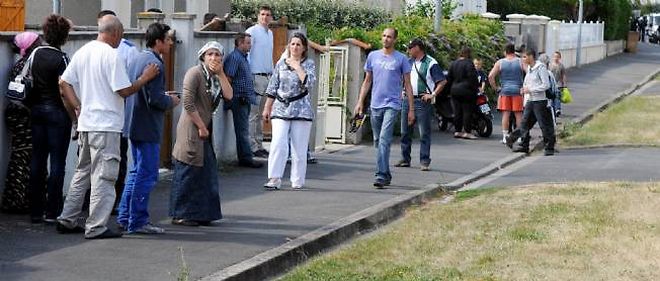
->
xmin=329 ymin=15 xmax=506 ymax=72
xmin=487 ymin=0 xmax=632 ymax=40
xmin=230 ymin=0 xmax=391 ymax=31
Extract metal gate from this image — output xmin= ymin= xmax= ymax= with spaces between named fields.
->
xmin=317 ymin=45 xmax=349 ymax=144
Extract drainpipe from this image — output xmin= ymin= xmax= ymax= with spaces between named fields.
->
xmin=53 ymin=0 xmax=62 ymax=14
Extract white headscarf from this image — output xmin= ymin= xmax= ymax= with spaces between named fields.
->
xmin=197 ymin=41 xmax=224 ymax=62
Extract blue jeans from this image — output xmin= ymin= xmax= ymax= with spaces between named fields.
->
xmin=370 ymin=107 xmax=399 ymax=181
xmin=29 ymin=104 xmax=72 ymax=219
xmin=117 ymin=141 xmax=160 ymax=231
xmin=400 ymin=98 xmax=433 ymax=165
xmin=230 ymin=97 xmax=254 ymax=164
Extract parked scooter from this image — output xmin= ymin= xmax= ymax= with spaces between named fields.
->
xmin=435 ymin=89 xmax=493 ymax=137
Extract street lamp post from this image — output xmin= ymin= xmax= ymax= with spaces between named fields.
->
xmin=435 ymin=0 xmax=442 ymax=33
xmin=576 ymin=0 xmax=584 ymax=67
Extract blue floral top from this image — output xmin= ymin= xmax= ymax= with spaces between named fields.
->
xmin=266 ymin=58 xmax=316 ymax=121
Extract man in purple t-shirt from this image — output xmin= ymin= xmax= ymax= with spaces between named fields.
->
xmin=354 ymin=27 xmax=415 ymax=188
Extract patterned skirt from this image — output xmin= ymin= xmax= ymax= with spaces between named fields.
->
xmin=1 ymin=101 xmax=32 ymax=214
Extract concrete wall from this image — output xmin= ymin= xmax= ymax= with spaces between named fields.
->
xmin=26 ymin=0 xmax=101 ymax=27
xmin=556 ymin=44 xmax=607 ymax=69
xmin=606 ymin=40 xmax=626 ymax=56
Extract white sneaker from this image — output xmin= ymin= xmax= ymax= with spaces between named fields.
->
xmin=264 ymin=178 xmax=281 ymax=190
xmin=132 ymin=223 xmax=165 ymax=234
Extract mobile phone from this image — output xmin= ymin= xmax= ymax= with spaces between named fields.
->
xmin=165 ymin=91 xmax=182 ymax=97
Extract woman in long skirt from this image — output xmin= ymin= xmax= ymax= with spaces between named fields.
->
xmin=170 ymin=41 xmax=232 ymax=226
xmin=1 ymin=32 xmax=42 ymax=214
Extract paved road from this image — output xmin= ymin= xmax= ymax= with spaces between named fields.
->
xmin=471 ymin=147 xmax=660 ymax=189
xmin=1 ymin=43 xmax=660 ymax=281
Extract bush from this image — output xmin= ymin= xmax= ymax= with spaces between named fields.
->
xmin=590 ymin=0 xmax=632 ymax=40
xmin=231 ymin=0 xmax=391 ymax=29
xmin=487 ymin=0 xmax=632 ymax=40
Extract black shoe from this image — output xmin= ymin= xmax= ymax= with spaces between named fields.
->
xmin=85 ymin=229 xmax=123 ymax=239
xmin=394 ymin=160 xmax=411 ymax=167
xmin=30 ymin=216 xmax=44 ymax=224
xmin=238 ymin=161 xmax=263 ymax=168
xmin=253 ymin=149 xmax=269 ymax=158
xmin=504 ymin=135 xmax=515 ymax=149
xmin=544 ymin=149 xmax=555 ymax=156
xmin=172 ymin=218 xmax=199 ymax=227
xmin=56 ymin=221 xmax=85 ymax=234
xmin=307 ymin=157 xmax=318 ymax=164
xmin=373 ymin=179 xmax=391 ymax=189
xmin=512 ymin=146 xmax=529 ymax=153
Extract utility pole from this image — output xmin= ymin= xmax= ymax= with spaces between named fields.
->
xmin=435 ymin=0 xmax=442 ymax=33
xmin=576 ymin=0 xmax=584 ymax=67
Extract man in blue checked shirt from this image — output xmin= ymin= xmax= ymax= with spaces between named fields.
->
xmin=224 ymin=33 xmax=263 ymax=168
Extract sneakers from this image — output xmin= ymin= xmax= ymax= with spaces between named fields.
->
xmin=544 ymin=149 xmax=555 ymax=156
xmin=420 ymin=164 xmax=430 ymax=171
xmin=462 ymin=133 xmax=478 ymax=140
xmin=171 ymin=218 xmax=199 ymax=227
xmin=512 ymin=146 xmax=529 ymax=153
xmin=253 ymin=149 xmax=269 ymax=158
xmin=394 ymin=160 xmax=411 ymax=167
xmin=373 ymin=179 xmax=391 ymax=189
xmin=131 ymin=223 xmax=165 ymax=234
xmin=85 ymin=229 xmax=123 ymax=239
xmin=56 ymin=221 xmax=85 ymax=234
xmin=504 ymin=134 xmax=515 ymax=149
xmin=264 ymin=178 xmax=282 ymax=190
xmin=292 ymin=185 xmax=303 ymax=190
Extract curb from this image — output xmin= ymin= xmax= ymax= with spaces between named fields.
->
xmin=201 ymin=183 xmax=446 ymax=281
xmin=203 ymin=66 xmax=660 ymax=281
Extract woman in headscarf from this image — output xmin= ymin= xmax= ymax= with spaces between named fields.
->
xmin=262 ymin=33 xmax=316 ymax=189
xmin=170 ymin=41 xmax=233 ymax=226
xmin=2 ymin=32 xmax=42 ymax=214
xmin=28 ymin=15 xmax=72 ymax=224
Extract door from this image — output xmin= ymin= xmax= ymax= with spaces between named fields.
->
xmin=0 ymin=0 xmax=25 ymax=31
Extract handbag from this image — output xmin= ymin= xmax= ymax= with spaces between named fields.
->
xmin=6 ymin=46 xmax=63 ymax=101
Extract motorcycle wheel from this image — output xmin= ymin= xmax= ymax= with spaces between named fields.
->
xmin=476 ymin=115 xmax=493 ymax=137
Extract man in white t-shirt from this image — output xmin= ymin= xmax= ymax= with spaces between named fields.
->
xmin=56 ymin=15 xmax=159 ymax=239
xmin=245 ymin=5 xmax=274 ymax=158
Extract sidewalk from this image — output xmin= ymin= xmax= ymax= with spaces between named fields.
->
xmin=1 ymin=44 xmax=659 ymax=281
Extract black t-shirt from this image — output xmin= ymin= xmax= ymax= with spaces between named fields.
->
xmin=30 ymin=47 xmax=69 ymax=107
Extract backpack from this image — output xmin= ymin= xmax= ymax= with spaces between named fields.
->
xmin=536 ymin=68 xmax=559 ymax=100
xmin=546 ymin=71 xmax=560 ymax=100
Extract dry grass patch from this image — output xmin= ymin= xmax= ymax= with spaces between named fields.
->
xmin=281 ymin=182 xmax=660 ymax=281
xmin=561 ymin=96 xmax=660 ymax=146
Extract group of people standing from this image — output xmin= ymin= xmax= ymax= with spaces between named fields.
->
xmin=3 ymin=15 xmax=74 ymax=225
xmin=2 ymin=5 xmax=318 ymax=238
xmin=2 ymin=5 xmax=569 ymax=238
xmin=354 ymin=28 xmax=568 ymax=188
xmin=489 ymin=44 xmax=566 ymax=156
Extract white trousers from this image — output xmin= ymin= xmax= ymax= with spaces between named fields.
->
xmin=268 ymin=119 xmax=312 ymax=187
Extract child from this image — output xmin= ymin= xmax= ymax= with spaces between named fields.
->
xmin=549 ymin=51 xmax=567 ymax=116
xmin=474 ymin=58 xmax=487 ymax=94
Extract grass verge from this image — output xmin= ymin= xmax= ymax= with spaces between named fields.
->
xmin=561 ymin=96 xmax=660 ymax=146
xmin=281 ymin=182 xmax=660 ymax=281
